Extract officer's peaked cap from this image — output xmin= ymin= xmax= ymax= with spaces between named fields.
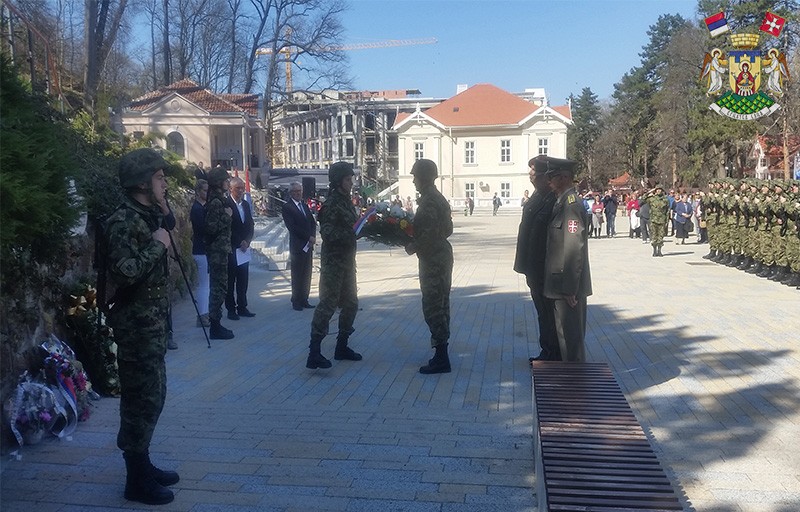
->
xmin=410 ymin=159 xmax=438 ymax=180
xmin=118 ymin=148 xmax=170 ymax=188
xmin=542 ymin=156 xmax=578 ymax=178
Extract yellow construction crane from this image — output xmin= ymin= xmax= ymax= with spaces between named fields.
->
xmin=256 ymin=36 xmax=437 ymax=93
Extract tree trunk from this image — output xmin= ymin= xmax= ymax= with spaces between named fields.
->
xmin=162 ymin=0 xmax=171 ymax=85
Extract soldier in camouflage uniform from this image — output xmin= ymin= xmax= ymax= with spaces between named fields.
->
xmin=784 ymin=181 xmax=800 ymax=288
xmin=703 ymin=179 xmax=720 ymax=260
xmin=105 ymin=148 xmax=179 ymax=505
xmin=405 ymin=159 xmax=454 ymax=374
xmin=639 ymin=184 xmax=670 ymax=257
xmin=204 ymin=167 xmax=235 ymax=340
xmin=307 ymin=162 xmax=362 ymax=369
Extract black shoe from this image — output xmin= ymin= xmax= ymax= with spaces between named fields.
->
xmin=726 ymin=255 xmax=742 ymax=267
xmin=757 ymin=265 xmax=774 ymax=278
xmin=769 ymin=267 xmax=787 ymax=282
xmin=303 ymin=303 xmax=316 ymax=309
xmin=736 ymin=257 xmax=753 ymax=271
xmin=334 ymin=346 xmax=362 ymax=361
xmin=167 ymin=334 xmax=178 ymax=350
xmin=781 ymin=273 xmax=800 ymax=287
xmin=292 ymin=304 xmax=303 ymax=311
xmin=237 ymin=308 xmax=255 ymax=317
xmin=227 ymin=310 xmax=240 ymax=321
xmin=209 ymin=321 xmax=234 ymax=340
xmin=746 ymin=262 xmax=763 ymax=274
xmin=420 ymin=344 xmax=451 ymax=374
xmin=306 ymin=353 xmax=332 ymax=369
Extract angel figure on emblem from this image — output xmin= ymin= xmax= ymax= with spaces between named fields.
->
xmin=700 ymin=48 xmax=727 ymax=96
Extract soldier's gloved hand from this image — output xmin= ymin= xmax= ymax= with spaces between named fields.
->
xmin=153 ymin=228 xmax=171 ymax=248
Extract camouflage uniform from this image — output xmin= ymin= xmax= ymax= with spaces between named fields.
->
xmin=106 ymin=196 xmax=169 ymax=454
xmin=641 ymin=189 xmax=669 ymax=255
xmin=310 ymin=187 xmax=359 ymax=345
xmin=204 ymin=186 xmax=231 ymax=324
xmin=413 ymin=181 xmax=454 ymax=348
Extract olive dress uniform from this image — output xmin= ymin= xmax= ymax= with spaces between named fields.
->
xmin=542 ymin=159 xmax=593 ymax=363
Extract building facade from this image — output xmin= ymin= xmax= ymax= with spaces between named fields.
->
xmin=393 ymin=84 xmax=572 ymax=209
xmin=118 ymin=80 xmax=267 ymax=174
xmin=272 ymin=89 xmax=444 ymax=189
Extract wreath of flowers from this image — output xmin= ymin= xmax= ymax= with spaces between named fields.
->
xmin=354 ymin=202 xmax=414 ymax=247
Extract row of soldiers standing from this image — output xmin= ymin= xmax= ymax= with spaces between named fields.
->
xmin=702 ymin=177 xmax=800 ymax=288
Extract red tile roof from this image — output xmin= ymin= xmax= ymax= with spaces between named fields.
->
xmin=128 ymin=79 xmax=260 ymax=117
xmin=757 ymin=135 xmax=800 ymax=158
xmin=424 ymin=84 xmax=537 ymax=127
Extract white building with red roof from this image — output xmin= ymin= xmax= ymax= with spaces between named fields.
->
xmin=394 ymin=83 xmax=572 ymax=209
xmin=119 ymin=79 xmax=267 ymax=174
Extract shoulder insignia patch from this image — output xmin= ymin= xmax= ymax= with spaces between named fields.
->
xmin=567 ymin=195 xmax=576 ymax=204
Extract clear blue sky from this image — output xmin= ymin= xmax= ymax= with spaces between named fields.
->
xmin=341 ymin=0 xmax=699 ymax=105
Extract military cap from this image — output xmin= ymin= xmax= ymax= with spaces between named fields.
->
xmin=207 ymin=166 xmax=230 ymax=186
xmin=542 ymin=156 xmax=579 ymax=178
xmin=328 ymin=161 xmax=354 ymax=186
xmin=410 ymin=159 xmax=438 ymax=181
xmin=530 ymin=155 xmax=550 ymax=175
xmin=653 ymin=183 xmax=664 ymax=191
xmin=118 ymin=148 xmax=169 ymax=189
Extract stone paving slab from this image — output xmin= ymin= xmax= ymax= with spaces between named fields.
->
xmin=2 ymin=213 xmax=799 ymax=511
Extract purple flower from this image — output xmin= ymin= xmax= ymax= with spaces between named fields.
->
xmin=39 ymin=411 xmax=52 ymax=423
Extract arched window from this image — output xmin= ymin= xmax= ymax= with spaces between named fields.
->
xmin=167 ymin=132 xmax=185 ymax=157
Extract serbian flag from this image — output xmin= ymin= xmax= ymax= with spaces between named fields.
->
xmin=760 ymin=11 xmax=786 ymax=37
xmin=704 ymin=12 xmax=729 ymax=37
xmin=353 ymin=206 xmax=377 ymax=236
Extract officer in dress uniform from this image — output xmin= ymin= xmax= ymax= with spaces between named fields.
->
xmin=106 ymin=148 xmax=179 ymax=505
xmin=542 ymin=157 xmax=593 ymax=362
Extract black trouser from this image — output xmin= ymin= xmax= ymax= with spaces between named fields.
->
xmin=290 ymin=250 xmax=313 ymax=307
xmin=225 ymin=257 xmax=249 ymax=312
xmin=527 ymin=276 xmax=559 ymax=360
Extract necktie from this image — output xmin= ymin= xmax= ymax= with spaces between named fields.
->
xmin=297 ymin=201 xmax=305 ymax=217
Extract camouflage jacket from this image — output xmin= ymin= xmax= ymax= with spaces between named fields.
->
xmin=413 ymin=185 xmax=453 ymax=260
xmin=318 ymin=187 xmax=357 ymax=263
xmin=105 ymin=196 xmax=169 ymax=360
xmin=642 ymin=192 xmax=669 ymax=223
xmin=204 ymin=189 xmax=232 ymax=265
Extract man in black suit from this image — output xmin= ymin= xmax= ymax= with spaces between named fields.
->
xmin=226 ymin=177 xmax=256 ymax=320
xmin=282 ymin=181 xmax=316 ymax=311
xmin=514 ymin=156 xmax=559 ymax=362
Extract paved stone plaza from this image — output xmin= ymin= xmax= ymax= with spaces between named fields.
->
xmin=1 ymin=209 xmax=798 ymax=511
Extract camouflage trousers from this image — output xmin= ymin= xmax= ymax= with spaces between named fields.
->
xmin=310 ymin=259 xmax=358 ymax=342
xmin=117 ymin=351 xmax=166 ymax=454
xmin=788 ymin=232 xmax=800 ymax=272
xmin=419 ymin=254 xmax=453 ymax=347
xmin=208 ymin=260 xmax=228 ymax=322
xmin=650 ymin=219 xmax=667 ymax=248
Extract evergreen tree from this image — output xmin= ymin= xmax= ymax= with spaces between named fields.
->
xmin=567 ymin=88 xmax=603 ymax=184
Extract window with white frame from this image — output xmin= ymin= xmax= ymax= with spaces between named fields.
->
xmin=500 ymin=139 xmax=511 ymax=162
xmin=465 ymin=182 xmax=475 ymax=198
xmin=464 ymin=141 xmax=475 ymax=164
xmin=501 ymin=182 xmax=511 ymax=198
xmin=538 ymin=137 xmax=549 ymax=155
xmin=414 ymin=142 xmax=424 ymax=161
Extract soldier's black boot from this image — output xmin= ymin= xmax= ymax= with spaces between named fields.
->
xmin=736 ymin=256 xmax=753 ymax=270
xmin=656 ymin=245 xmax=664 ymax=257
xmin=769 ymin=266 xmax=788 ymax=282
xmin=209 ymin=319 xmax=234 ymax=340
xmin=746 ymin=261 xmax=763 ymax=274
xmin=334 ymin=330 xmax=362 ymax=361
xmin=420 ymin=343 xmax=451 ymax=374
xmin=123 ymin=452 xmax=174 ymax=505
xmin=781 ymin=272 xmax=800 ymax=287
xmin=726 ymin=254 xmax=742 ymax=267
xmin=145 ymin=452 xmax=179 ymax=487
xmin=703 ymin=249 xmax=717 ymax=260
xmin=306 ymin=339 xmax=332 ymax=369
xmin=757 ymin=264 xmax=775 ymax=278
xmin=719 ymin=253 xmax=732 ymax=265
xmin=652 ymin=246 xmax=658 ymax=257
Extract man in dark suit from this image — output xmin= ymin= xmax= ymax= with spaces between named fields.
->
xmin=225 ymin=177 xmax=256 ymax=320
xmin=543 ymin=157 xmax=592 ymax=362
xmin=514 ymin=156 xmax=559 ymax=362
xmin=282 ymin=181 xmax=316 ymax=311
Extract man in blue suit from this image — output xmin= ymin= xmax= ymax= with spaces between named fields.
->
xmin=225 ymin=177 xmax=256 ymax=320
xmin=282 ymin=181 xmax=317 ymax=311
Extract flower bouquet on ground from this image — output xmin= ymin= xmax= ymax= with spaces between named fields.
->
xmin=354 ymin=201 xmax=414 ymax=247
xmin=6 ymin=371 xmax=61 ymax=446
